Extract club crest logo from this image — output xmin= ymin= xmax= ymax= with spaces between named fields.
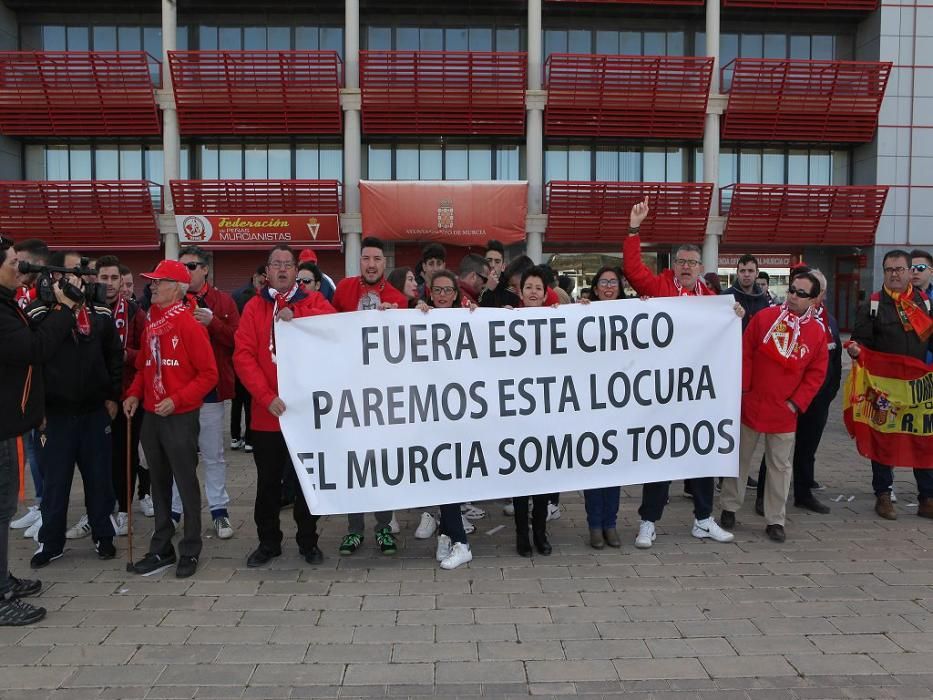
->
xmin=306 ymin=217 xmax=320 ymax=240
xmin=171 ymin=335 xmax=179 ymax=350
xmin=181 ymin=216 xmax=212 ymax=243
xmin=437 ymin=200 xmax=454 ymax=230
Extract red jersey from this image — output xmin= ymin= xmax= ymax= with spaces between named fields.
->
xmin=332 ymin=276 xmax=409 ymax=313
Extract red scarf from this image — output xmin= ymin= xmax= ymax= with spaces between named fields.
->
xmin=113 ymin=296 xmax=129 ymax=349
xmin=15 ymin=286 xmax=35 ymax=310
xmin=672 ymin=275 xmax=711 ymax=297
xmin=885 ymin=285 xmax=933 ymax=342
xmin=146 ymin=301 xmax=188 ymax=402
xmin=265 ymin=284 xmax=299 ymax=364
xmin=75 ymin=306 xmax=91 ymax=336
xmin=761 ymin=304 xmax=813 ymax=367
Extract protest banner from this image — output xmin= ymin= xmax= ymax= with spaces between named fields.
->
xmin=844 ymin=346 xmax=933 ymax=468
xmin=275 ymin=296 xmax=742 ymax=515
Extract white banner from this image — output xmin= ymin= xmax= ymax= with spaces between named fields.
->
xmin=276 ymin=296 xmax=742 ymax=515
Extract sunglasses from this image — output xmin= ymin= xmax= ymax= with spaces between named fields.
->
xmin=786 ymin=287 xmax=815 ymax=299
xmin=298 ymin=276 xmax=316 ymax=285
xmin=912 ymin=264 xmax=930 ymax=272
xmin=183 ymin=262 xmax=203 ymax=271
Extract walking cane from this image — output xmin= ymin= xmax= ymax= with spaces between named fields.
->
xmin=125 ymin=416 xmax=135 ymax=573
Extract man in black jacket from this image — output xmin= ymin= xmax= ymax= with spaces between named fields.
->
xmin=27 ymin=252 xmax=123 ymax=568
xmin=725 ymin=255 xmax=772 ymax=332
xmin=0 ymin=236 xmax=76 ymax=625
xmin=849 ymin=249 xmax=933 ymax=520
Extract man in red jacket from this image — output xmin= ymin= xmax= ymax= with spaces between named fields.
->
xmin=623 ymin=198 xmax=739 ymax=550
xmin=123 ymin=260 xmax=218 ymax=578
xmin=234 ymin=244 xmax=335 ymax=568
xmin=331 ymin=237 xmax=405 ymax=555
xmin=169 ymin=246 xmax=240 ymax=540
xmin=720 ymin=270 xmax=828 ymax=542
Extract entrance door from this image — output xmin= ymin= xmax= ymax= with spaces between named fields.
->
xmin=834 ymin=255 xmax=862 ymax=333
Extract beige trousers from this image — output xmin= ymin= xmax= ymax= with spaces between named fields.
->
xmin=720 ymin=424 xmax=796 ymax=526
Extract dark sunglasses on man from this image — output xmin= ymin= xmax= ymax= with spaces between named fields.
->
xmin=912 ymin=263 xmax=930 ymax=273
xmin=786 ymin=286 xmax=815 ymax=299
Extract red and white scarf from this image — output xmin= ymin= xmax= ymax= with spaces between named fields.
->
xmin=113 ymin=296 xmax=129 ymax=349
xmin=762 ymin=304 xmax=813 ymax=366
xmin=266 ymin=283 xmax=300 ymax=364
xmin=146 ymin=301 xmax=188 ymax=402
xmin=672 ymin=275 xmax=710 ymax=297
xmin=15 ymin=286 xmax=35 ymax=310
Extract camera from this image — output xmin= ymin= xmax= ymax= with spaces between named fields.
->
xmin=18 ymin=259 xmax=107 ymax=306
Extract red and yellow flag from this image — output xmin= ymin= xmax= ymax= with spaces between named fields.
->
xmin=844 ymin=346 xmax=933 ymax=468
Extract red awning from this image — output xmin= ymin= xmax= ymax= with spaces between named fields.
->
xmin=0 ymin=180 xmax=162 ymax=250
xmin=0 ymin=51 xmax=161 ymax=136
xmin=722 ymin=0 xmax=878 ymax=9
xmin=722 ymin=59 xmax=891 ymax=143
xmin=546 ymin=181 xmax=714 ymax=245
xmin=721 ymin=184 xmax=889 ymax=247
xmin=360 ymin=51 xmax=527 ymax=135
xmin=545 ymin=54 xmax=714 ymax=139
xmin=168 ymin=51 xmax=343 ymax=135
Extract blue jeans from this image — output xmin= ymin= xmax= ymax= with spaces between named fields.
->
xmin=871 ymin=461 xmax=933 ymax=499
xmin=584 ymin=487 xmax=620 ymax=529
xmin=22 ymin=430 xmax=42 ymax=502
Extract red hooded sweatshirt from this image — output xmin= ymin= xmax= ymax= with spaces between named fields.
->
xmin=332 ymin=276 xmax=409 ymax=312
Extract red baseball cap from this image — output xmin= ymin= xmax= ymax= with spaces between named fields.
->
xmin=298 ymin=249 xmax=318 ymax=264
xmin=141 ymin=260 xmax=191 ymax=284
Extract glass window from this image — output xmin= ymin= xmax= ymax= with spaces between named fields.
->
xmin=496 ymin=29 xmax=520 ymax=52
xmin=644 ymin=32 xmax=665 ymax=56
xmin=199 ymin=26 xmax=218 ymax=50
xmin=268 ymin=28 xmax=290 ymax=50
xmin=146 ymin=148 xmax=164 ymax=185
xmin=96 ymin=148 xmax=119 ymax=180
xmin=621 ymin=149 xmax=640 ymax=180
xmin=176 ymin=26 xmax=188 ymax=50
xmin=219 ymin=145 xmax=242 ymax=179
xmin=790 ymin=35 xmax=810 ymax=59
xmin=320 ymin=27 xmax=343 ymax=56
xmin=298 ymin=27 xmax=321 ymax=50
xmin=668 ymin=32 xmax=684 ymax=56
xmin=568 ymin=147 xmax=589 ymax=180
xmin=545 ymin=148 xmax=569 ymax=182
xmin=719 ymin=149 xmax=737 ymax=188
xmin=396 ymin=145 xmax=419 ymax=180
xmin=244 ymin=27 xmax=266 ymax=50
xmin=446 ymin=28 xmax=468 ymax=51
xmin=296 ymin=147 xmax=320 ymax=178
xmin=245 ymin=146 xmax=268 ymax=178
xmin=763 ymin=150 xmax=784 ymax=183
xmin=812 ymin=35 xmax=834 ymax=59
xmin=694 ymin=31 xmax=706 ymax=57
xmin=496 ymin=146 xmax=520 ymax=180
xmin=721 ymin=34 xmax=739 ymax=70
xmin=420 ymin=28 xmax=443 ymax=51
xmin=469 ymin=28 xmax=492 ymax=51
xmin=43 ymin=26 xmax=66 ymax=50
xmin=741 ymin=34 xmax=763 ymax=59
xmin=219 ymin=27 xmax=241 ymax=50
xmin=367 ymin=145 xmax=392 ymax=180
xmin=118 ymin=27 xmax=140 ymax=51
xmin=46 ymin=146 xmax=69 ymax=179
xmin=200 ymin=145 xmax=219 ymax=179
xmin=740 ymin=150 xmax=762 ymax=183
xmin=179 ymin=147 xmax=191 ymax=180
xmin=788 ymin=150 xmax=808 ymax=183
xmin=644 ymin=148 xmax=666 ymax=182
xmin=666 ymin=148 xmax=684 ymax=182
xmin=397 ymin=28 xmax=419 ymax=50
xmin=120 ymin=148 xmax=143 ymax=179
xmin=595 ymin=149 xmax=619 ymax=181
xmin=764 ymin=34 xmax=785 ymax=58
xmin=809 ymin=151 xmax=831 ymax=184
xmin=269 ymin=146 xmax=291 ymax=178
xmin=366 ymin=27 xmax=390 ymax=51
xmin=596 ymin=31 xmax=619 ymax=55
xmin=67 ymin=26 xmax=89 ymax=51
xmin=831 ymin=149 xmax=849 ymax=184
xmin=446 ymin=146 xmax=468 ymax=179
xmin=143 ymin=28 xmax=161 ymax=60
xmin=69 ymin=146 xmax=92 ymax=180
xmin=620 ymin=32 xmax=640 ymax=55
xmin=544 ymin=30 xmax=567 ymax=58
xmin=420 ymin=146 xmax=442 ymax=180
xmin=568 ymin=30 xmax=590 ymax=53
xmin=94 ymin=27 xmax=117 ymax=51
xmin=469 ymin=147 xmax=492 ymax=180
xmin=320 ymin=145 xmax=342 ymax=180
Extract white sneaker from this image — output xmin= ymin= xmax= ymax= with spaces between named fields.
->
xmin=435 ymin=534 xmax=452 ymax=562
xmin=547 ymin=502 xmax=562 ymax=521
xmin=460 ymin=503 xmax=486 ymax=520
xmin=10 ymin=505 xmax=40 ymax=530
xmin=24 ymin=514 xmax=42 ymax=540
xmin=635 ymin=520 xmax=656 ymax=549
xmin=139 ymin=494 xmax=154 ymax=517
xmin=112 ymin=512 xmax=128 ymax=537
xmin=414 ymin=512 xmax=437 ymax=539
xmin=890 ymin=487 xmax=897 ymax=503
xmin=66 ymin=514 xmax=91 ymax=539
xmin=388 ymin=516 xmax=400 ymax=534
xmin=461 ymin=515 xmax=475 ymax=535
xmin=503 ymin=502 xmax=515 ymax=516
xmin=213 ymin=516 xmax=234 ymax=539
xmin=692 ymin=517 xmax=735 ymax=543
xmin=230 ymin=439 xmax=245 ymax=450
xmin=440 ymin=542 xmax=473 ymax=570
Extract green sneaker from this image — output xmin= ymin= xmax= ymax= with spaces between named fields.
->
xmin=339 ymin=533 xmax=363 ymax=556
xmin=375 ymin=527 xmax=397 ymax=555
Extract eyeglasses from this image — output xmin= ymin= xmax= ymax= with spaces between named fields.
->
xmin=674 ymin=258 xmax=701 ymax=268
xmin=786 ymin=287 xmax=815 ymax=299
xmin=597 ymin=279 xmax=619 ymax=287
xmin=431 ymin=286 xmax=457 ymax=295
xmin=183 ymin=262 xmax=202 ymax=271
xmin=298 ymin=276 xmax=315 ymax=285
xmin=911 ymin=264 xmax=930 ymax=272
xmin=883 ymin=266 xmax=907 ymax=275
xmin=476 ymin=272 xmax=488 ymax=283
xmin=268 ymin=261 xmax=295 ymax=270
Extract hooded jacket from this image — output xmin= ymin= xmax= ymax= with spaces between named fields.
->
xmin=726 ymin=282 xmax=771 ymax=331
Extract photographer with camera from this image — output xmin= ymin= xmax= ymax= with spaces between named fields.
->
xmin=0 ymin=236 xmax=78 ymax=624
xmin=26 ymin=251 xmax=122 ymax=569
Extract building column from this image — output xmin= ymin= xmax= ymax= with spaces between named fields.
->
xmin=161 ymin=0 xmax=180 ymax=260
xmin=342 ymin=0 xmax=362 ymax=276
xmin=525 ymin=0 xmax=545 ymax=264
xmin=701 ymin=0 xmax=722 ymax=272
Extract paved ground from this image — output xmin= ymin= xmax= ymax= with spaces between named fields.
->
xmin=3 ymin=390 xmax=933 ymax=700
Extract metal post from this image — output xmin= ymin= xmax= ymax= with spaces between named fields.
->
xmin=526 ymin=0 xmax=544 ymax=263
xmin=161 ymin=0 xmax=180 ymax=260
xmin=343 ymin=0 xmax=362 ymax=276
xmin=701 ymin=0 xmax=721 ymax=272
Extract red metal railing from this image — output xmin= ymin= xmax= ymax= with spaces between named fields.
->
xmin=720 ymin=184 xmax=889 ymax=246
xmin=0 ymin=180 xmax=162 ymax=250
xmin=0 ymin=51 xmax=161 ymax=136
xmin=545 ymin=54 xmax=714 ymax=139
xmin=168 ymin=51 xmax=343 ymax=135
xmin=721 ymin=58 xmax=892 ymax=143
xmin=546 ymin=181 xmax=714 ymax=244
xmin=170 ymin=179 xmax=342 ymax=214
xmin=722 ymin=0 xmax=878 ymax=10
xmin=359 ymin=51 xmax=527 ymax=135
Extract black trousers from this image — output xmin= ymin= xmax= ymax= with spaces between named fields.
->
xmin=0 ymin=437 xmax=20 ymax=597
xmin=638 ymin=477 xmax=714 ymax=523
xmin=513 ymin=494 xmax=548 ymax=534
xmin=111 ymin=409 xmax=149 ymax=512
xmin=141 ymin=410 xmax=201 ymax=559
xmin=252 ymin=430 xmax=319 ymax=552
xmin=38 ymin=409 xmax=116 ymax=553
xmin=438 ymin=503 xmax=466 ymax=544
xmin=230 ymin=377 xmax=252 ymax=444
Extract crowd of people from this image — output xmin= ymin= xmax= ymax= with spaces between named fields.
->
xmin=0 ymin=198 xmax=931 ymax=627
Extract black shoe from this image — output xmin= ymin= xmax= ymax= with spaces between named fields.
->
xmin=516 ymin=530 xmax=532 ymax=557
xmin=720 ymin=510 xmax=736 ymax=530
xmin=133 ymin=550 xmax=177 ymax=575
xmin=746 ymin=477 xmax=758 ymax=489
xmin=8 ymin=575 xmax=41 ymax=599
xmin=0 ymin=598 xmax=46 ymax=626
xmin=794 ymin=495 xmax=831 ymax=515
xmin=300 ymin=546 xmax=324 ymax=565
xmin=176 ymin=555 xmax=198 ymax=579
xmin=811 ymin=481 xmax=826 ymax=491
xmin=246 ymin=545 xmax=281 ymax=568
xmin=30 ymin=546 xmax=63 ymax=570
xmin=765 ymin=524 xmax=786 ymax=543
xmin=533 ymin=530 xmax=552 ymax=556
xmin=95 ymin=538 xmax=116 ymax=560
xmin=754 ymin=497 xmax=764 ymax=517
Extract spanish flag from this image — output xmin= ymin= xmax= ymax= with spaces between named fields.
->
xmin=844 ymin=346 xmax=933 ymax=468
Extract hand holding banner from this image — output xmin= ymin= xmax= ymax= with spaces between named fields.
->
xmin=275 ymin=296 xmax=742 ymax=515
